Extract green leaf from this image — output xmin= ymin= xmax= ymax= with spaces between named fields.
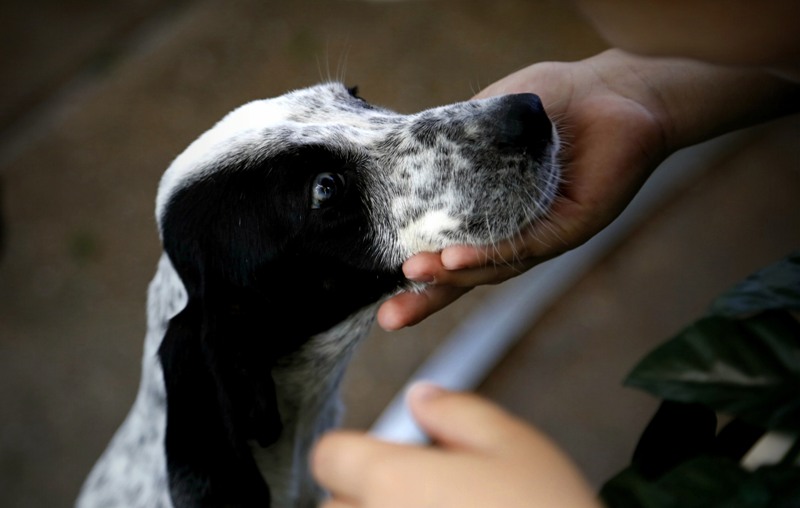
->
xmin=601 ymin=457 xmax=800 ymax=508
xmin=711 ymin=252 xmax=800 ymax=318
xmin=625 ymin=311 xmax=800 ymax=431
xmin=601 ymin=467 xmax=679 ymax=508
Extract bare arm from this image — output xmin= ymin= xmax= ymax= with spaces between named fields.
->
xmin=378 ymin=49 xmax=800 ymax=330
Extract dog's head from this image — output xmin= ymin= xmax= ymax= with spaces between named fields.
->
xmin=155 ymin=83 xmax=559 ymax=506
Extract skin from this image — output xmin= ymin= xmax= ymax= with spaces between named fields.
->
xmin=377 ymin=4 xmax=800 ymax=331
xmin=314 ymin=2 xmax=800 ymax=507
xmin=312 ymin=384 xmax=602 ymax=508
xmin=573 ymin=0 xmax=800 ymax=71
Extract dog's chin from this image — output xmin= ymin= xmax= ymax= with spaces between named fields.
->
xmin=389 ymin=206 xmax=556 ymax=296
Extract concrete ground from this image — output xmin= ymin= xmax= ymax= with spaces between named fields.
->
xmin=1 ymin=1 xmax=798 ymax=507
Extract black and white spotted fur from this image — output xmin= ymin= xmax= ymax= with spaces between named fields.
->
xmin=76 ymin=82 xmax=560 ymax=508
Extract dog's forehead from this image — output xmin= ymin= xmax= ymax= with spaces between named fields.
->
xmin=155 ymin=83 xmax=399 ymax=220
xmin=195 ymin=83 xmax=385 ymax=153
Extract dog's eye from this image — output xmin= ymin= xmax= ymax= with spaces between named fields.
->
xmin=311 ymin=172 xmax=345 ymax=209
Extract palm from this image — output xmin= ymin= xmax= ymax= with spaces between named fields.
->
xmin=378 ymin=52 xmax=671 ymax=329
xmin=476 ymin=57 xmax=668 ymax=256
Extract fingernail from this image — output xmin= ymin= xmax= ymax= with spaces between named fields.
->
xmin=407 ymin=381 xmax=446 ymax=403
xmin=441 ymin=249 xmax=471 ymax=270
xmin=403 ymin=267 xmax=435 ymax=283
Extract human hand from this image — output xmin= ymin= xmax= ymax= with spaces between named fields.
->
xmin=378 ymin=50 xmax=673 ymax=330
xmin=311 ymin=383 xmax=602 ymax=508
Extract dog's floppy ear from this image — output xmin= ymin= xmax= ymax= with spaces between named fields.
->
xmin=154 ymin=146 xmax=403 ymax=506
xmin=155 ymin=159 xmax=301 ymax=506
xmin=158 ymin=271 xmax=281 ymax=507
xmin=158 ymin=300 xmax=278 ymax=507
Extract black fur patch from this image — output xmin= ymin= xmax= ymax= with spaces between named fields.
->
xmin=158 ymin=145 xmax=403 ymax=507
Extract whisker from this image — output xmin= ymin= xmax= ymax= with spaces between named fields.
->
xmin=315 ymin=52 xmax=330 ymax=84
xmin=336 ymin=43 xmax=351 ymax=83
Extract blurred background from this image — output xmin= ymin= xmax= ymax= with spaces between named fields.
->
xmin=1 ymin=1 xmax=798 ymax=506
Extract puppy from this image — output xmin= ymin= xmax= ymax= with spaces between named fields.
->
xmin=76 ymin=82 xmax=560 ymax=508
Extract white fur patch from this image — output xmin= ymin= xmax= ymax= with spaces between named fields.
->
xmin=398 ymin=209 xmax=462 ymax=255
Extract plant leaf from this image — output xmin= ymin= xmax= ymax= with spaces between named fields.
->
xmin=711 ymin=252 xmax=800 ymax=318
xmin=600 ymin=467 xmax=679 ymax=508
xmin=631 ymin=401 xmax=718 ymax=480
xmin=601 ymin=457 xmax=800 ymax=508
xmin=625 ymin=311 xmax=800 ymax=431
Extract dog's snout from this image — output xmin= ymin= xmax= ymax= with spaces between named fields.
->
xmin=494 ymin=93 xmax=552 ymax=153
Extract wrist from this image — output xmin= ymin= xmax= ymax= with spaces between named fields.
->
xmin=588 ymin=49 xmax=800 ymax=154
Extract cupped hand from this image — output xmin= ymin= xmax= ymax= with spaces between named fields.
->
xmin=377 ymin=50 xmax=672 ymax=330
xmin=311 ymin=384 xmax=602 ymax=508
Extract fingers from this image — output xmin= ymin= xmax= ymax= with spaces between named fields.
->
xmin=408 ymin=261 xmax=531 ymax=288
xmin=319 ymin=499 xmax=354 ymax=508
xmin=405 ymin=383 xmax=537 ymax=458
xmin=378 ymin=211 xmax=578 ymax=331
xmin=312 ymin=431 xmax=442 ymax=507
xmin=438 ymin=231 xmax=550 ymax=272
xmin=403 ymin=236 xmax=552 ymax=288
xmin=311 ymin=386 xmax=522 ymax=499
xmin=312 ymin=431 xmax=399 ymax=503
xmin=310 ymin=389 xmax=520 ymax=507
xmin=377 ymin=285 xmax=472 ymax=331
xmin=377 ymin=236 xmax=549 ymax=331
xmin=400 ymin=251 xmax=442 ymax=283
xmin=440 ymin=231 xmax=556 ymax=271
xmin=312 ymin=385 xmax=600 ymax=508
xmin=405 ymin=384 xmax=599 ymax=506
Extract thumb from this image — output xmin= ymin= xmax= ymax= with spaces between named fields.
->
xmin=405 ymin=384 xmax=601 ymax=508
xmin=406 ymin=383 xmax=537 ymax=457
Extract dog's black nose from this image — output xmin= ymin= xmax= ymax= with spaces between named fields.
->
xmin=493 ymin=93 xmax=552 ymax=153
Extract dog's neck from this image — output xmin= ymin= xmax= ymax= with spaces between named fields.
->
xmin=146 ymin=254 xmax=374 ymax=507
xmin=76 ymin=256 xmax=187 ymax=507
xmin=251 ymin=304 xmax=376 ymax=507
xmin=79 ymin=255 xmax=375 ymax=507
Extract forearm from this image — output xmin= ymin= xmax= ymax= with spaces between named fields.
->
xmin=574 ymin=0 xmax=800 ymax=70
xmin=380 ymin=48 xmax=800 ymax=331
xmin=593 ymin=49 xmax=800 ymax=153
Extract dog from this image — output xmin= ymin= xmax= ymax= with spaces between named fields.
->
xmin=75 ymin=82 xmax=560 ymax=508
